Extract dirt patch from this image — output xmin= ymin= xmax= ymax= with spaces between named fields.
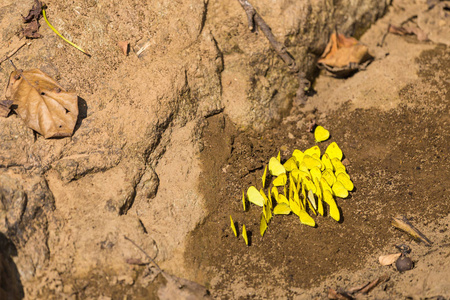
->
xmin=185 ymin=38 xmax=450 ymax=300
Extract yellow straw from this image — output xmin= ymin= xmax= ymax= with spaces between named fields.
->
xmin=42 ymin=8 xmax=91 ymax=57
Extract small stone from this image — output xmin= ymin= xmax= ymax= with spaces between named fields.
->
xmin=396 ymin=255 xmax=413 ymax=272
xmin=117 ymin=41 xmax=129 ymax=56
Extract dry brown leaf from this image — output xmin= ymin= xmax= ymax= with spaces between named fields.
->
xmin=5 ymin=69 xmax=78 ymax=138
xmin=379 ymin=253 xmax=401 ymax=266
xmin=22 ymin=0 xmax=43 ymax=39
xmin=118 ymin=41 xmax=130 ymax=56
xmin=318 ymin=31 xmax=373 ymax=77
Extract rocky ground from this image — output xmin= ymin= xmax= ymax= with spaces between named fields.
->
xmin=0 ymin=0 xmax=449 ymax=299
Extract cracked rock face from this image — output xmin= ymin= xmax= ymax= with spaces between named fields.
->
xmin=0 ymin=0 xmax=388 ymax=297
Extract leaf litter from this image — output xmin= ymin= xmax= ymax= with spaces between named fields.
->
xmin=22 ymin=0 xmax=43 ymax=39
xmin=318 ymin=31 xmax=373 ymax=77
xmin=4 ymin=65 xmax=79 ymax=138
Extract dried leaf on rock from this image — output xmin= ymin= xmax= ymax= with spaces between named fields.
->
xmin=118 ymin=41 xmax=130 ymax=56
xmin=379 ymin=253 xmax=401 ymax=266
xmin=5 ymin=69 xmax=79 ymax=138
xmin=0 ymin=100 xmax=13 ymax=117
xmin=318 ymin=31 xmax=373 ymax=77
xmin=22 ymin=0 xmax=43 ymax=39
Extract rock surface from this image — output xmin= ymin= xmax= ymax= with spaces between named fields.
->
xmin=0 ymin=0 xmax=390 ymax=298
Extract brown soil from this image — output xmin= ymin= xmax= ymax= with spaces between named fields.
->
xmin=185 ymin=29 xmax=450 ymax=300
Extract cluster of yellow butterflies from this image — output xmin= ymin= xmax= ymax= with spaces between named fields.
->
xmin=230 ymin=126 xmax=354 ymax=246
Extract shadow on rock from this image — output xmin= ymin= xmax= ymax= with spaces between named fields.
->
xmin=0 ymin=232 xmax=24 ymax=299
xmin=73 ymin=96 xmax=88 ymax=134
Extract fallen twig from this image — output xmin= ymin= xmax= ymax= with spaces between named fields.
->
xmin=237 ymin=0 xmax=297 ymax=72
xmin=236 ymin=0 xmax=310 ymax=102
xmin=358 ymin=274 xmax=389 ymax=294
xmin=329 ymin=274 xmax=390 ymax=299
xmin=0 ymin=42 xmax=28 ymax=65
xmin=124 ymin=235 xmax=162 ymax=273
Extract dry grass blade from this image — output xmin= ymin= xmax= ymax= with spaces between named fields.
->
xmin=392 ymin=215 xmax=432 ymax=246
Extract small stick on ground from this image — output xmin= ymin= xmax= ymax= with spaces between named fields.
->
xmin=0 ymin=42 xmax=28 ymax=65
xmin=236 ymin=0 xmax=310 ymax=102
xmin=237 ymin=0 xmax=297 ymax=72
xmin=359 ymin=274 xmax=390 ymax=294
xmin=124 ymin=235 xmax=162 ymax=273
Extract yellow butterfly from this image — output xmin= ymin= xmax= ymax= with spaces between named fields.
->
xmin=289 ymin=176 xmax=296 ymax=202
xmin=307 ymin=189 xmax=317 ymax=214
xmin=320 ymin=177 xmax=333 ymax=195
xmin=314 ymin=178 xmax=324 ymax=216
xmin=291 ymin=169 xmax=309 ymax=184
xmin=298 ymin=161 xmax=310 ymax=173
xmin=242 ymin=190 xmax=246 ymax=211
xmin=331 ymin=157 xmax=346 ymax=173
xmin=336 ymin=173 xmax=354 ymax=191
xmin=304 ymin=145 xmax=321 ymax=157
xmin=273 ymin=173 xmax=287 ymax=186
xmin=283 ymin=157 xmax=298 ymax=172
xmin=310 ymin=166 xmax=322 ymax=182
xmin=289 ymin=194 xmax=302 ymax=217
xmin=260 ymin=213 xmax=268 ymax=237
xmin=271 ymin=186 xmax=279 ymax=201
xmin=267 ymin=187 xmax=273 ymax=210
xmin=303 ymin=155 xmax=322 ymax=170
xmin=323 ymin=190 xmax=340 ymax=222
xmin=322 ymin=169 xmax=336 ymax=186
xmin=242 ymin=224 xmax=248 ymax=246
xmin=332 ymin=180 xmax=349 ymax=198
xmin=269 ymin=157 xmax=286 ymax=176
xmin=302 ymin=176 xmax=316 ymax=193
xmin=292 ymin=149 xmax=304 ymax=166
xmin=277 ymin=194 xmax=289 ymax=205
xmin=314 ymin=125 xmax=330 ymax=142
xmin=230 ymin=215 xmax=237 ymax=237
xmin=299 ymin=210 xmax=316 ymax=227
xmin=262 ymin=165 xmax=268 ymax=188
xmin=247 ymin=186 xmax=265 ymax=207
xmin=273 ymin=203 xmax=291 ymax=215
xmin=325 ymin=142 xmax=343 ymax=160
xmin=321 ymin=153 xmax=333 ymax=170
xmin=262 ymin=200 xmax=272 ymax=223
xmin=260 ymin=189 xmax=269 ymax=205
